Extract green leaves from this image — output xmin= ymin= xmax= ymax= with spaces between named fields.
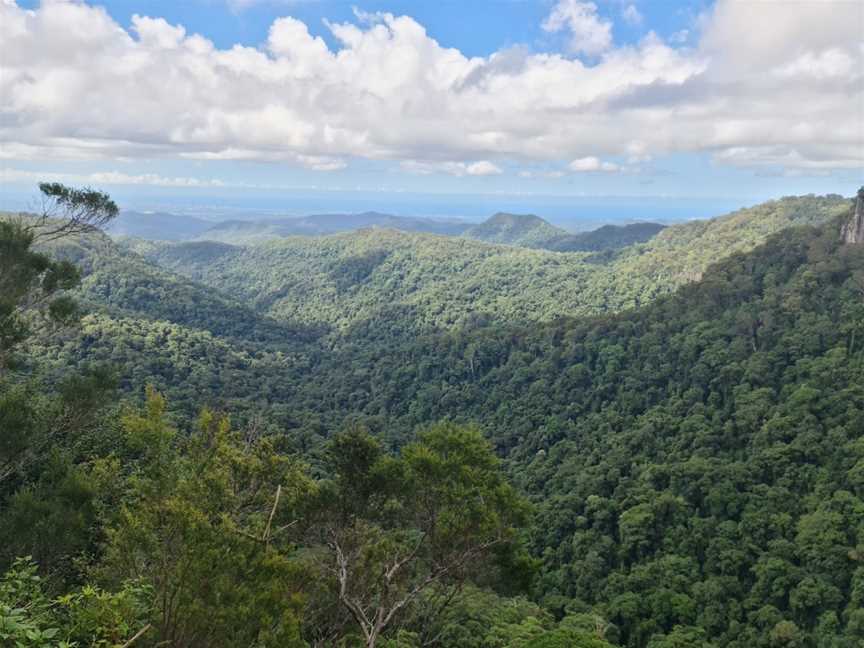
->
xmin=0 ymin=557 xmax=151 ymax=648
xmin=4 ymin=187 xmax=863 ymax=647
xmin=103 ymin=389 xmax=312 ymax=648
xmin=307 ymin=424 xmax=530 ymax=646
xmin=36 ymin=183 xmax=118 ymax=238
xmin=0 ymin=182 xmax=120 ymax=372
xmin=401 ymin=423 xmax=529 ymax=556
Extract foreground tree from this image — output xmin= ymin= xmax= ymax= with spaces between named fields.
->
xmin=0 ymin=182 xmax=118 ymax=372
xmin=1 ymin=184 xmax=119 ymax=565
xmin=1 ymin=182 xmax=118 ymax=539
xmin=305 ymin=423 xmax=529 ymax=648
xmin=101 ymin=387 xmax=315 ymax=648
xmin=27 ymin=182 xmax=120 ymax=242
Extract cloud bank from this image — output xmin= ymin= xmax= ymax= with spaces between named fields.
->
xmin=1 ymin=167 xmax=228 ymax=187
xmin=1 ymin=0 xmax=861 ymax=175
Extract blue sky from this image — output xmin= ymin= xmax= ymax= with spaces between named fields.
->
xmin=2 ymin=0 xmax=862 ymax=216
xmin=13 ymin=1 xmax=696 ymax=55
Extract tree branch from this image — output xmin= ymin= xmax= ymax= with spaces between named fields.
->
xmin=119 ymin=624 xmax=152 ymax=648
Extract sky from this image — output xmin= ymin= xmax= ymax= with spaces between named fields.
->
xmin=1 ymin=0 xmax=862 ymax=218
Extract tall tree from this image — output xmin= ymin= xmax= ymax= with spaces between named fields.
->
xmin=102 ymin=388 xmax=315 ymax=648
xmin=305 ymin=423 xmax=529 ymax=648
xmin=0 ymin=182 xmax=118 ymax=372
xmin=1 ymin=183 xmax=118 ymax=490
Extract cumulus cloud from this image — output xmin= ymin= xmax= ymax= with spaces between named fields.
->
xmin=0 ymin=0 xmax=861 ymax=175
xmin=1 ymin=168 xmax=227 ymax=187
xmin=465 ymin=161 xmax=504 ymax=176
xmin=542 ymin=0 xmax=613 ymax=56
xmin=621 ymin=4 xmax=643 ymax=26
xmin=401 ymin=160 xmax=503 ymax=176
xmin=669 ymin=29 xmax=689 ymax=44
xmin=519 ymin=170 xmax=567 ymax=179
xmin=568 ymin=157 xmax=621 ymax=173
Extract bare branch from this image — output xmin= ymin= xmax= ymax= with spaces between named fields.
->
xmin=264 ymin=484 xmax=282 ymax=548
xmin=385 ymin=532 xmax=427 ymax=583
xmin=119 ymin=624 xmax=152 ymax=648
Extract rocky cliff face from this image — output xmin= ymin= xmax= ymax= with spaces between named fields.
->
xmin=842 ymin=188 xmax=864 ymax=244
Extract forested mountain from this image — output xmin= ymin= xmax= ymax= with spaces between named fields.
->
xmin=133 ymin=194 xmax=848 ymax=339
xmin=107 ymin=211 xmax=214 ymax=241
xmin=108 ymin=207 xmax=664 ymax=251
xmin=547 ymin=222 xmax=667 ymax=253
xmin=197 ymin=211 xmax=471 ymax=243
xmin=143 ymin=229 xmax=607 ymax=334
xmin=110 ymin=209 xmax=471 ymax=243
xmin=30 ymin=193 xmax=843 ymax=421
xmin=3 ymin=188 xmax=863 ymax=647
xmin=610 ymin=194 xmax=849 ymax=281
xmin=462 ymin=213 xmax=665 ymax=252
xmin=23 ymin=229 xmax=320 ymax=418
xmin=462 ymin=213 xmax=570 ymax=247
xmin=287 ymin=199 xmax=864 ymax=648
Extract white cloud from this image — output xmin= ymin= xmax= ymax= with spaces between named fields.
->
xmin=568 ymin=157 xmax=621 ymax=173
xmin=519 ymin=170 xmax=567 ymax=179
xmin=401 ymin=160 xmax=503 ymax=176
xmin=625 ymin=141 xmax=652 ymax=164
xmin=542 ymin=0 xmax=613 ymax=56
xmin=181 ymin=147 xmax=346 ymax=170
xmin=465 ymin=161 xmax=504 ymax=176
xmin=1 ymin=168 xmax=227 ymax=187
xmin=0 ymin=0 xmax=861 ymax=175
xmin=621 ymin=4 xmax=643 ymax=26
xmin=714 ymin=146 xmax=863 ymax=171
xmin=669 ymin=29 xmax=689 ymax=44
xmin=774 ymin=48 xmax=855 ymax=80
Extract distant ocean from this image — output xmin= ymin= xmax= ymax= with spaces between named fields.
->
xmin=1 ymin=186 xmax=756 ymax=232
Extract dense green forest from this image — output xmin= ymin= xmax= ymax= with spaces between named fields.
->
xmin=2 ymin=185 xmax=863 ymax=647
xmin=544 ymin=222 xmax=667 ymax=253
xmin=461 ymin=213 xmax=665 ymax=253
xmin=461 ymin=213 xmax=572 ymax=248
xmin=109 ymin=208 xmax=658 ymax=250
xmin=127 ymin=194 xmax=847 ymax=339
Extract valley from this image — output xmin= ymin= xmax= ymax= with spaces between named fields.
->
xmin=3 ymin=0 xmax=861 ymax=644
xmin=6 ymin=189 xmax=860 ymax=647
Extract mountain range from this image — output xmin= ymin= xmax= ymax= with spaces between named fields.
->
xmin=108 ymin=210 xmax=472 ymax=243
xmin=109 ymin=208 xmax=666 ymax=252
xmin=461 ymin=212 xmax=667 ymax=252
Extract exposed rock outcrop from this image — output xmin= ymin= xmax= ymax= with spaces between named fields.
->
xmin=842 ymin=187 xmax=864 ymax=244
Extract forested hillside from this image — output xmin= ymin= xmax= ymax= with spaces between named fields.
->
xmin=3 ymin=189 xmax=862 ymax=647
xmin=547 ymin=222 xmax=666 ymax=253
xmin=135 ymin=194 xmax=848 ymax=338
xmin=198 ymin=211 xmax=472 ymax=243
xmin=23 ymin=194 xmax=851 ymax=420
xmin=24 ymin=230 xmax=320 ymax=419
xmin=462 ymin=214 xmax=665 ymax=253
xmin=110 ymin=209 xmax=472 ymax=244
xmin=143 ymin=229 xmax=607 ymax=334
xmin=462 ymin=213 xmax=570 ymax=247
xmin=285 ymin=203 xmax=864 ymax=647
